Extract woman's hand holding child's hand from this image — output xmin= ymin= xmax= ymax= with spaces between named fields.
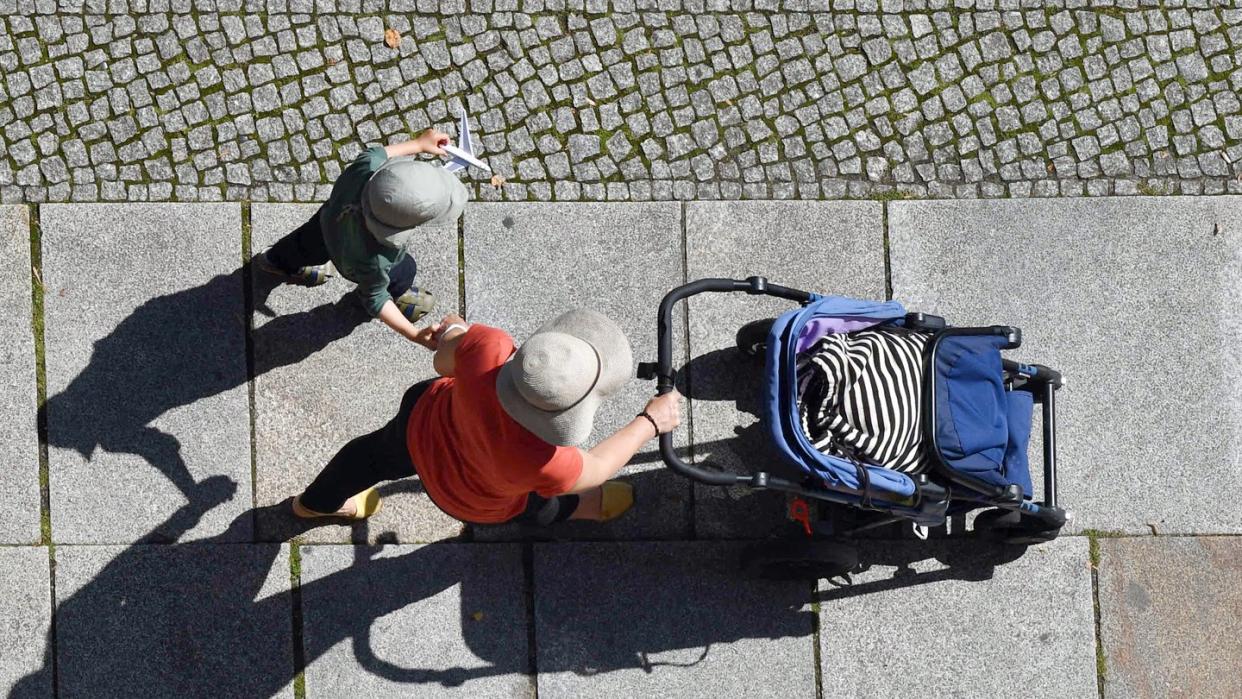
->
xmin=411 ymin=323 xmax=441 ymax=350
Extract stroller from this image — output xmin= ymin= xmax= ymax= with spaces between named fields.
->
xmin=638 ymin=277 xmax=1067 ymax=579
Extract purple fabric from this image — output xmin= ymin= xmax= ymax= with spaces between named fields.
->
xmin=795 ymin=317 xmax=884 ymax=353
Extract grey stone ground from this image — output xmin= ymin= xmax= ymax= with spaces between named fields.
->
xmin=0 ymin=205 xmax=39 ymax=543
xmin=251 ymin=203 xmax=465 ymax=543
xmin=3 ymin=3 xmax=1242 ymax=204
xmin=1097 ymin=537 xmax=1242 ymax=699
xmin=299 ymin=543 xmax=530 ymax=697
xmin=40 ymin=203 xmax=253 ymax=543
xmin=0 ymin=547 xmax=50 ymax=695
xmin=2 ymin=3 xmax=1241 ymax=695
xmin=818 ymin=537 xmax=1097 ymax=698
xmin=686 ymin=200 xmax=885 ymax=538
xmin=465 ymin=202 xmax=692 ymax=540
xmin=890 ymin=197 xmax=1242 ymax=534
xmin=2 ymin=198 xmax=1237 ymax=697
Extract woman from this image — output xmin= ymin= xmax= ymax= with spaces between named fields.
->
xmin=291 ymin=309 xmax=682 ymax=525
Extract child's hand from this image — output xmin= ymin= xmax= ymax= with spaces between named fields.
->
xmin=414 ymin=128 xmax=452 ymax=156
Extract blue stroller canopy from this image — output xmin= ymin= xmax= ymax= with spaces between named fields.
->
xmin=764 ymin=295 xmax=917 ymax=499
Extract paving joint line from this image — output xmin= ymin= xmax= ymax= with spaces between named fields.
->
xmin=679 ymin=200 xmax=696 ymax=540
xmin=46 ymin=542 xmax=59 ymax=699
xmin=881 ymin=201 xmax=894 ymax=302
xmin=811 ymin=595 xmax=824 ymax=699
xmin=289 ymin=541 xmax=308 ymax=699
xmin=457 ymin=211 xmax=467 ymax=319
xmin=521 ymin=542 xmax=540 ymax=698
xmin=28 ymin=203 xmax=52 ymax=547
xmin=241 ymin=201 xmax=259 ymax=534
xmin=27 ymin=201 xmax=58 ymax=695
xmin=1088 ymin=535 xmax=1106 ymax=698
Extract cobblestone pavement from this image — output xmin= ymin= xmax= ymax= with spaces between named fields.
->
xmin=3 ymin=1 xmax=1242 ymax=203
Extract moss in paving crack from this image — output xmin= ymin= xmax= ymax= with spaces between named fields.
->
xmin=1081 ymin=528 xmax=1127 ymax=539
xmin=29 ymin=206 xmax=52 ymax=545
xmin=1088 ymin=534 xmax=1107 ymax=694
xmin=870 ymin=188 xmax=919 ymax=202
xmin=240 ymin=201 xmax=258 ymax=514
xmin=811 ymin=597 xmax=824 ymax=699
xmin=289 ymin=542 xmax=307 ymax=699
xmin=1133 ymin=181 xmax=1162 ymax=197
xmin=457 ymin=215 xmax=466 ymax=318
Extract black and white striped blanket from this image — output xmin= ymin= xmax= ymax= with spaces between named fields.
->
xmin=796 ymin=327 xmax=931 ymax=474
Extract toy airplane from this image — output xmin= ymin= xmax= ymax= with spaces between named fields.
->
xmin=443 ymin=109 xmax=491 ymax=173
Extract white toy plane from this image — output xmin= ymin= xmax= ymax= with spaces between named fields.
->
xmin=443 ymin=108 xmax=491 ymax=173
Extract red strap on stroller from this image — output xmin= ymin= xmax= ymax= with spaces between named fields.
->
xmin=789 ymin=497 xmax=812 ymax=537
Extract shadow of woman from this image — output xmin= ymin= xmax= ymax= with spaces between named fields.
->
xmin=9 ymin=475 xmax=818 ymax=698
xmin=37 ymin=263 xmax=368 ymax=541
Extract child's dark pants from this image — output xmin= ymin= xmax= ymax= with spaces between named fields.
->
xmin=299 ymin=380 xmax=580 ymax=526
xmin=266 ymin=207 xmax=419 ymax=299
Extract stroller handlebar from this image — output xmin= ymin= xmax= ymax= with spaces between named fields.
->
xmin=655 ymin=277 xmax=812 ymax=394
xmin=651 ymin=277 xmax=814 ymax=486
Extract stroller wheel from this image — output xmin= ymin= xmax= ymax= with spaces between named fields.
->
xmin=741 ymin=539 xmax=858 ymax=581
xmin=973 ymin=508 xmax=1061 ymax=545
xmin=736 ymin=318 xmax=777 ymax=357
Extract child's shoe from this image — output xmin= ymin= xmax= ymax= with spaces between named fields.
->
xmin=254 ymin=251 xmax=334 ymax=287
xmin=395 ymin=288 xmax=436 ymax=323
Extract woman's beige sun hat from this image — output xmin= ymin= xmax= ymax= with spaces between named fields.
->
xmin=496 ymin=309 xmax=633 ymax=446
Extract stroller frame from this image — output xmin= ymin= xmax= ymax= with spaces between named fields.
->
xmin=639 ymin=276 xmax=1067 ymax=554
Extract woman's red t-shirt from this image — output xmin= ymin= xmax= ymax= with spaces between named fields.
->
xmin=406 ymin=325 xmax=584 ymax=523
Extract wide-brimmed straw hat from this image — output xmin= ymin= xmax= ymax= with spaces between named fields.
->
xmin=360 ymin=158 xmax=467 ymax=249
xmin=496 ymin=309 xmax=633 ymax=446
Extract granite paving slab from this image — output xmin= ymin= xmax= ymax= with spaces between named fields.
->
xmin=1097 ymin=536 xmax=1242 ymax=699
xmin=251 ymin=204 xmax=463 ymax=543
xmin=0 ymin=206 xmax=40 ymax=543
xmin=890 ymin=198 xmax=1242 ymax=534
xmin=51 ymin=538 xmax=294 ymax=698
xmin=40 ymin=203 xmax=251 ymax=543
xmin=684 ymin=201 xmax=886 ymax=538
xmin=817 ymin=537 xmax=1096 ymax=698
xmin=533 ymin=541 xmax=815 ymax=697
xmin=299 ymin=543 xmax=530 ymax=697
xmin=464 ymin=203 xmax=691 ymax=540
xmin=0 ymin=547 xmax=52 ymax=697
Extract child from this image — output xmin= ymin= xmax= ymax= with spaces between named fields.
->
xmin=255 ymin=129 xmax=467 ymax=343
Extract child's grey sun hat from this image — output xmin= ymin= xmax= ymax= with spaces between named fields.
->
xmin=361 ymin=158 xmax=468 ymax=248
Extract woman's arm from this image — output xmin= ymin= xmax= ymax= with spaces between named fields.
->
xmin=431 ymin=315 xmax=470 ymax=376
xmin=384 ymin=128 xmax=452 ymax=159
xmin=567 ymin=391 xmax=682 ymax=494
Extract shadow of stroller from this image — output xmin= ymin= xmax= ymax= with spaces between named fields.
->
xmin=814 ymin=539 xmax=1032 ymax=602
xmin=9 ymin=476 xmax=814 ymax=698
xmin=671 ymin=346 xmax=808 ymax=538
xmin=37 ymin=262 xmax=368 ymax=540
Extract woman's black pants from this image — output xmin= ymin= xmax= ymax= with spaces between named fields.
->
xmin=299 ymin=380 xmax=580 ymax=526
